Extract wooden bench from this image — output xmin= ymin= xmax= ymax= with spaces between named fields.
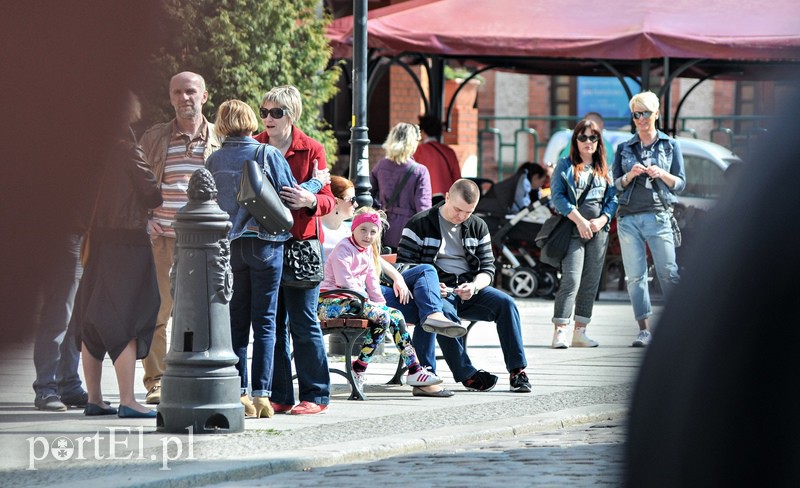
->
xmin=320 ymin=316 xmax=371 ymax=400
xmin=317 ymin=257 xmax=479 ymax=400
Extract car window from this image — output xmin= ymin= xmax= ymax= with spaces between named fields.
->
xmin=683 ymin=155 xmax=726 ymax=198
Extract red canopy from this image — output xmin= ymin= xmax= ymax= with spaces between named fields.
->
xmin=329 ymin=0 xmax=800 ymax=65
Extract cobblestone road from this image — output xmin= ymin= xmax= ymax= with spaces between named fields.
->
xmin=208 ymin=419 xmax=627 ymax=487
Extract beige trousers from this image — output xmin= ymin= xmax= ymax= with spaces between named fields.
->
xmin=141 ymin=235 xmax=175 ymax=390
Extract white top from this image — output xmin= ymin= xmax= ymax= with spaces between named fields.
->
xmin=322 ymin=221 xmax=351 ymax=260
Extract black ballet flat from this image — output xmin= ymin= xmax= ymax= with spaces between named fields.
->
xmin=84 ymin=402 xmax=117 ymax=416
xmin=117 ymin=405 xmax=156 ymax=419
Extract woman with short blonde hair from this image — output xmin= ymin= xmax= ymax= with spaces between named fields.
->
xmin=612 ymin=91 xmax=685 ymax=347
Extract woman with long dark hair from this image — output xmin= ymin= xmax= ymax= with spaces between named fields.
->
xmin=549 ymin=118 xmax=618 ymax=349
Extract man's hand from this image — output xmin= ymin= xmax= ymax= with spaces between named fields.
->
xmin=454 ymin=282 xmax=478 ymax=301
xmin=280 ymin=184 xmax=316 ymax=210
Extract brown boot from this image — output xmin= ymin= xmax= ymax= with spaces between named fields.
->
xmin=240 ymin=394 xmax=256 ymax=417
xmin=253 ymin=397 xmax=275 ymax=418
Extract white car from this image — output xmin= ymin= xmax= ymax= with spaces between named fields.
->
xmin=542 ymin=129 xmax=743 ymax=210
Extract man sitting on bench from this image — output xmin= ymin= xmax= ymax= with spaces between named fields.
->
xmin=397 ymin=179 xmax=532 ymax=393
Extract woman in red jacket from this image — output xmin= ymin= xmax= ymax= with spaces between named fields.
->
xmin=254 ymin=85 xmax=334 ymax=415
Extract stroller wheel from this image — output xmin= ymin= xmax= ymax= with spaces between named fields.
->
xmin=535 ymin=268 xmax=559 ymax=297
xmin=506 ymin=267 xmax=538 ymax=298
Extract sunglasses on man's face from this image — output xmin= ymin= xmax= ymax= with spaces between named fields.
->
xmin=632 ymin=111 xmax=653 ymax=120
xmin=259 ymin=107 xmax=286 ymax=119
xmin=576 ymin=134 xmax=599 ymax=143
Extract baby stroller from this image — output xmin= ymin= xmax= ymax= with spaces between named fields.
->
xmin=472 ymin=174 xmax=560 ymax=299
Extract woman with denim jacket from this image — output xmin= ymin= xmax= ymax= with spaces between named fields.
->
xmin=612 ymin=91 xmax=685 ymax=347
xmin=549 ymin=119 xmax=618 ymax=349
xmin=207 ymin=99 xmax=320 ymax=418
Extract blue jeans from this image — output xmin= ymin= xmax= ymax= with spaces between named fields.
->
xmin=412 ymin=286 xmax=527 ymax=382
xmin=272 ymin=285 xmax=330 ymax=406
xmin=229 ymin=238 xmax=283 ymax=397
xmin=381 ymin=264 xmax=454 ymax=325
xmin=33 ymin=233 xmax=84 ymax=399
xmin=617 ymin=212 xmax=680 ymax=321
xmin=553 ymin=231 xmax=610 ymax=324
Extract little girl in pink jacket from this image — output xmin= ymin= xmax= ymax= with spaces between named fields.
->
xmin=318 ymin=208 xmax=442 ymax=390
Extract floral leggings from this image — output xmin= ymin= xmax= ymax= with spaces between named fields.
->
xmin=317 ymin=298 xmax=419 ymax=368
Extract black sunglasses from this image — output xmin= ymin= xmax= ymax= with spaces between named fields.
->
xmin=340 ymin=195 xmax=357 ymax=204
xmin=576 ymin=134 xmax=599 ymax=143
xmin=632 ymin=111 xmax=653 ymax=120
xmin=259 ymin=107 xmax=286 ymax=119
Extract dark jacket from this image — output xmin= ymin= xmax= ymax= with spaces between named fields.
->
xmin=397 ymin=203 xmax=495 ymax=287
xmin=93 ymin=137 xmax=162 ymax=232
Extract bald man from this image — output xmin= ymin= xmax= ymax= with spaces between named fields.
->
xmin=138 ymin=72 xmax=222 ymax=404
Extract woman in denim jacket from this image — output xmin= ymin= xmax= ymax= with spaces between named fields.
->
xmin=611 ymin=91 xmax=685 ymax=347
xmin=207 ymin=99 xmax=318 ymax=418
xmin=550 ymin=119 xmax=618 ymax=349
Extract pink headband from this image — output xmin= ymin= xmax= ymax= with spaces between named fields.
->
xmin=351 ymin=212 xmax=382 ymax=232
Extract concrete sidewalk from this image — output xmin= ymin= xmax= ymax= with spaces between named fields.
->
xmin=0 ymin=298 xmax=648 ymax=487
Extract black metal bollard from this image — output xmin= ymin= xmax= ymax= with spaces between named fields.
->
xmin=157 ymin=169 xmax=244 ymax=434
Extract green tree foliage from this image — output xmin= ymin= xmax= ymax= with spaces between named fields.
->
xmin=138 ymin=0 xmax=341 ymax=162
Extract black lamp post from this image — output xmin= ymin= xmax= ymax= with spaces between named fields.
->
xmin=349 ymin=0 xmax=372 ymax=207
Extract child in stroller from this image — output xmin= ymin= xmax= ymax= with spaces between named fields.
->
xmin=473 ymin=163 xmax=559 ymax=298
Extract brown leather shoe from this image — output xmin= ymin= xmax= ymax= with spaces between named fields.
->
xmin=145 ymin=385 xmax=161 ymax=405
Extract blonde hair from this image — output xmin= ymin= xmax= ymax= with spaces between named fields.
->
xmin=353 ymin=206 xmax=385 ymax=271
xmin=214 ymin=100 xmax=258 ymax=137
xmin=382 ymin=123 xmax=421 ymax=164
xmin=629 ymin=91 xmax=660 ymax=113
xmin=261 ymin=85 xmax=302 ymax=124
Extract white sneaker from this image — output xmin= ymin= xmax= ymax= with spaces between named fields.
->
xmin=632 ymin=330 xmax=651 ymax=347
xmin=552 ymin=327 xmax=569 ymax=349
xmin=571 ymin=328 xmax=599 ymax=347
xmin=353 ymin=371 xmax=368 ymax=389
xmin=407 ymin=367 xmax=443 ymax=386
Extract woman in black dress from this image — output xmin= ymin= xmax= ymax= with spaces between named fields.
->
xmin=72 ymin=92 xmax=163 ymax=418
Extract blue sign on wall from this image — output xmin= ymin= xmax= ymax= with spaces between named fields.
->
xmin=577 ymin=77 xmax=640 ymax=129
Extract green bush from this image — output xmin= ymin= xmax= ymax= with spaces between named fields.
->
xmin=138 ymin=0 xmax=341 ymax=164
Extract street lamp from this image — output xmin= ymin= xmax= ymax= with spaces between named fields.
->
xmin=348 ymin=0 xmax=372 ymax=207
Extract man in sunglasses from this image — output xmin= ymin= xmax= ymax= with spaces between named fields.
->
xmin=138 ymin=71 xmax=222 ymax=405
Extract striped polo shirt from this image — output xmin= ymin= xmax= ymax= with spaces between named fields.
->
xmin=151 ymin=122 xmax=208 ymax=238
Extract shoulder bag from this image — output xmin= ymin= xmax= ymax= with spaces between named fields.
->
xmin=535 ymin=174 xmax=592 ymax=267
xmin=237 ymin=145 xmax=294 ymax=235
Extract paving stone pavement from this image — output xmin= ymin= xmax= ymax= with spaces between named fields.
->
xmin=205 ymin=419 xmax=627 ymax=487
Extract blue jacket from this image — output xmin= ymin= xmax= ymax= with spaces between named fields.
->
xmin=206 ymin=136 xmax=297 ymax=242
xmin=550 ymin=157 xmax=618 ymax=230
xmin=612 ymin=131 xmax=686 ymax=207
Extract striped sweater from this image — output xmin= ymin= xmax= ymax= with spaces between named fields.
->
xmin=397 ymin=203 xmax=495 ymax=287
